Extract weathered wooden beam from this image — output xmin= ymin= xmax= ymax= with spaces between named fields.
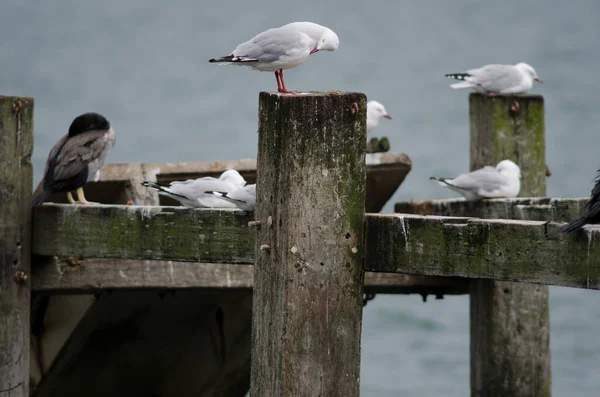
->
xmin=31 ymin=258 xmax=469 ymax=295
xmin=365 ymin=213 xmax=600 ymax=289
xmin=395 ymin=197 xmax=588 ymax=222
xmin=468 ymin=93 xmax=550 ymax=397
xmin=0 ymin=96 xmax=33 ymax=397
xmin=32 ymin=204 xmax=600 ymax=288
xmin=32 ymin=204 xmax=254 ymax=263
xmin=251 ymin=92 xmax=366 ymax=397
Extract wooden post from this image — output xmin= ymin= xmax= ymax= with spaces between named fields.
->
xmin=0 ymin=96 xmax=34 ymax=397
xmin=469 ymin=93 xmax=551 ymax=397
xmin=251 ymin=92 xmax=367 ymax=397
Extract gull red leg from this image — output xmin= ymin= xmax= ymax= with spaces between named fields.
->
xmin=274 ymin=71 xmax=282 ymax=92
xmin=278 ymin=70 xmax=299 ymax=94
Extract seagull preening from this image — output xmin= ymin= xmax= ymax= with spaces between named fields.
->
xmin=205 ymin=184 xmax=257 ymax=212
xmin=430 ymin=160 xmax=521 ymax=201
xmin=209 ymin=22 xmax=339 ymax=94
xmin=560 ymin=170 xmax=600 ymax=234
xmin=141 ymin=169 xmax=250 ymax=209
xmin=445 ymin=63 xmax=543 ymax=95
xmin=366 ymin=100 xmax=392 ymax=134
xmin=30 ymin=112 xmax=116 ymax=206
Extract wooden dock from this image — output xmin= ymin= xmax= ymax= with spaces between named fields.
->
xmin=0 ymin=92 xmax=596 ymax=397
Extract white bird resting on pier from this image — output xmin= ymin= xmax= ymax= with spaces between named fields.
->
xmin=205 ymin=184 xmax=256 ymax=212
xmin=366 ymin=100 xmax=392 ymax=134
xmin=209 ymin=21 xmax=339 ymax=94
xmin=141 ymin=169 xmax=247 ymax=208
xmin=445 ymin=62 xmax=543 ymax=95
xmin=430 ymin=159 xmax=521 ymax=201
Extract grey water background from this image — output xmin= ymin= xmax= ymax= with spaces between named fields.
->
xmin=2 ymin=0 xmax=599 ymax=395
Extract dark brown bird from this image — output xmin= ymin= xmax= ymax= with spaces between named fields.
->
xmin=560 ymin=169 xmax=600 ymax=233
xmin=30 ymin=112 xmax=115 ymax=206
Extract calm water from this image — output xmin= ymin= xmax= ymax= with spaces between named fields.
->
xmin=2 ymin=0 xmax=599 ymax=395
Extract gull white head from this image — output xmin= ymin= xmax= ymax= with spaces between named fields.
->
xmin=366 ymin=100 xmax=392 ymax=133
xmin=219 ymin=169 xmax=247 ymax=186
xmin=294 ymin=22 xmax=339 ymax=53
xmin=315 ymin=28 xmax=339 ymax=52
xmin=515 ymin=62 xmax=543 ymax=84
xmin=496 ymin=160 xmax=521 ymax=178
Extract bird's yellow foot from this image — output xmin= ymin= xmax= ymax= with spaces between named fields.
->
xmin=74 ymin=187 xmax=99 ymax=205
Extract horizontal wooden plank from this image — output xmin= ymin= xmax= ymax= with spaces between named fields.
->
xmin=395 ymin=197 xmax=588 ymax=222
xmin=33 ymin=205 xmax=600 ymax=290
xmin=365 ymin=214 xmax=600 ymax=290
xmin=33 ymin=204 xmax=255 ymax=263
xmin=31 ymin=258 xmax=469 ymax=295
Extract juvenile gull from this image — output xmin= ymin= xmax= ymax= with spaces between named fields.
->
xmin=366 ymin=100 xmax=392 ymax=134
xmin=209 ymin=22 xmax=339 ymax=94
xmin=206 ymin=184 xmax=257 ymax=212
xmin=141 ymin=170 xmax=247 ymax=208
xmin=560 ymin=169 xmax=600 ymax=234
xmin=445 ymin=63 xmax=543 ymax=95
xmin=430 ymin=160 xmax=521 ymax=201
xmin=30 ymin=112 xmax=116 ymax=206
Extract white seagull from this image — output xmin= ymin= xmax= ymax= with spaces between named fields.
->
xmin=206 ymin=184 xmax=257 ymax=212
xmin=430 ymin=160 xmax=521 ymax=201
xmin=141 ymin=169 xmax=247 ymax=208
xmin=209 ymin=22 xmax=339 ymax=94
xmin=366 ymin=100 xmax=392 ymax=134
xmin=445 ymin=63 xmax=543 ymax=95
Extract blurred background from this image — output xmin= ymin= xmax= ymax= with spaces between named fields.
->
xmin=2 ymin=0 xmax=599 ymax=395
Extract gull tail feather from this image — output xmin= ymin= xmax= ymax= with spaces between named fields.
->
xmin=205 ymin=190 xmax=246 ymax=204
xmin=141 ymin=181 xmax=187 ymax=199
xmin=209 ymin=55 xmax=258 ymax=64
xmin=429 ymin=176 xmax=454 ymax=188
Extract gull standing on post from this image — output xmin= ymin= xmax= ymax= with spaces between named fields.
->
xmin=366 ymin=100 xmax=392 ymax=134
xmin=445 ymin=63 xmax=543 ymax=95
xmin=30 ymin=112 xmax=116 ymax=206
xmin=209 ymin=22 xmax=339 ymax=94
xmin=430 ymin=160 xmax=521 ymax=201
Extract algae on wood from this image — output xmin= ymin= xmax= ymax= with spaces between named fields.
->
xmin=251 ymin=92 xmax=367 ymax=397
xmin=0 ymin=96 xmax=34 ymax=397
xmin=395 ymin=197 xmax=588 ymax=222
xmin=468 ymin=93 xmax=551 ymax=397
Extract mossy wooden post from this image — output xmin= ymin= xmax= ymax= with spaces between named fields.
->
xmin=469 ymin=93 xmax=551 ymax=397
xmin=251 ymin=92 xmax=367 ymax=397
xmin=0 ymin=96 xmax=34 ymax=397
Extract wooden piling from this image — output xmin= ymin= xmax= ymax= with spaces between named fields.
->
xmin=0 ymin=96 xmax=34 ymax=397
xmin=251 ymin=92 xmax=367 ymax=397
xmin=468 ymin=93 xmax=551 ymax=397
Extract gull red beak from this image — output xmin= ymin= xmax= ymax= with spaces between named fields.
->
xmin=310 ymin=48 xmax=319 ymax=54
xmin=384 ymin=114 xmax=392 ymax=120
xmin=535 ymin=77 xmax=543 ymax=83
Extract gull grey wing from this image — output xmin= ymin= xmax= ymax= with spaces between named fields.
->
xmin=471 ymin=65 xmax=522 ymax=92
xmin=233 ymin=27 xmax=308 ymax=63
xmin=50 ymin=129 xmax=112 ymax=183
xmin=449 ymin=168 xmax=508 ymax=195
xmin=169 ymin=179 xmax=235 ymax=199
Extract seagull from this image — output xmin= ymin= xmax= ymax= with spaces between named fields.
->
xmin=30 ymin=112 xmax=116 ymax=206
xmin=559 ymin=170 xmax=600 ymax=234
xmin=141 ymin=169 xmax=247 ymax=208
xmin=430 ymin=160 xmax=521 ymax=201
xmin=445 ymin=63 xmax=543 ymax=95
xmin=366 ymin=100 xmax=392 ymax=134
xmin=209 ymin=22 xmax=339 ymax=94
xmin=206 ymin=184 xmax=257 ymax=212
